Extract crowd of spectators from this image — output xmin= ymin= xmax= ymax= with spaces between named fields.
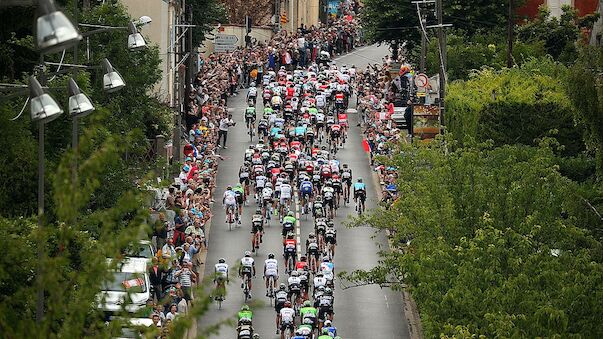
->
xmin=144 ymin=3 xmax=362 ymax=335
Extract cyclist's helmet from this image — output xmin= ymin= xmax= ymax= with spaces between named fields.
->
xmin=287 ymin=211 xmax=294 ymax=217
xmin=325 ymin=287 xmax=333 ymax=295
xmin=321 ymin=145 xmax=327 ymax=150
xmin=244 ymin=251 xmax=252 ymax=257
xmin=323 ymin=257 xmax=330 ymax=262
xmin=317 ymin=285 xmax=325 ymax=291
xmin=300 ymin=255 xmax=307 ymax=261
xmin=343 ymin=163 xmax=348 ymax=168
xmin=241 ymin=305 xmax=250 ymax=311
xmin=252 ymin=334 xmax=260 ymax=339
xmin=303 ymin=300 xmax=312 ymax=307
xmin=286 ymin=232 xmax=294 ymax=239
xmin=309 ymin=232 xmax=315 ymax=238
xmin=268 ymin=253 xmax=275 ymax=259
xmin=284 ymin=301 xmax=292 ymax=307
xmin=250 ymin=82 xmax=256 ymax=87
xmin=218 ymin=258 xmax=226 ymax=263
xmin=291 ymin=271 xmax=299 ymax=277
xmin=322 ymin=328 xmax=330 ymax=334
xmin=324 ymin=320 xmax=332 ymax=326
xmin=279 ymin=283 xmax=287 ymax=290
xmin=227 ymin=185 xmax=233 ymax=190
xmin=255 ymin=208 xmax=262 ymax=214
xmin=357 ymin=177 xmax=363 ymax=182
xmin=316 ymin=271 xmax=324 ymax=276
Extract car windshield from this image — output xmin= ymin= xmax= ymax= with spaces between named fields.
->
xmin=104 ymin=272 xmax=147 ymax=293
xmin=124 ymin=244 xmax=153 ymax=259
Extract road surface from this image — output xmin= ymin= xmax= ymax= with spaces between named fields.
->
xmin=198 ymin=44 xmax=410 ymax=339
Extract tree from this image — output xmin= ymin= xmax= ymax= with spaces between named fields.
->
xmin=360 ymin=0 xmax=420 ymax=57
xmin=566 ymin=46 xmax=603 ymax=181
xmin=517 ymin=5 xmax=599 ymax=63
xmin=341 ymin=139 xmax=603 ymax=337
xmin=445 ymin=57 xmax=584 ymax=156
xmin=189 ymin=0 xmax=228 ymax=48
xmin=220 ymin=0 xmax=274 ymax=26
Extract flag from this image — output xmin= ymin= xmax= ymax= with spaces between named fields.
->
xmin=362 ymin=139 xmax=370 ymax=153
xmin=122 ymin=278 xmax=144 ymax=289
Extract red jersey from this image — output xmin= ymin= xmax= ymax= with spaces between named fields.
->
xmin=331 ymin=124 xmax=341 ymax=132
xmin=290 ymin=141 xmax=301 ymax=149
xmin=311 ymin=148 xmax=320 ymax=157
xmin=286 ymin=87 xmax=294 ymax=97
xmin=289 ymin=153 xmax=298 ymax=162
xmin=338 ymin=113 xmax=348 ymax=126
xmin=271 ymin=168 xmax=281 ymax=177
xmin=296 ymin=261 xmax=308 ymax=270
xmin=335 ymin=93 xmax=345 ymax=103
xmin=284 ymin=238 xmax=297 ymax=249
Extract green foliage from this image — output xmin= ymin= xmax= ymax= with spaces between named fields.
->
xmin=426 ymin=32 xmax=547 ymax=81
xmin=446 ymin=58 xmax=584 ymax=156
xmin=566 ymin=45 xmax=603 ymax=180
xmin=342 ymin=139 xmax=603 ymax=337
xmin=189 ymin=0 xmax=228 ymax=48
xmin=360 ymin=0 xmax=420 ymax=49
xmin=516 ymin=5 xmax=597 ymax=63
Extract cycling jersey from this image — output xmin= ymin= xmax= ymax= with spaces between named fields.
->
xmin=300 ymin=181 xmax=313 ymax=194
xmin=255 ymin=175 xmax=267 ymax=188
xmin=280 ymin=184 xmax=292 ymax=199
xmin=280 ymin=307 xmax=295 ymax=323
xmin=223 ymin=190 xmax=237 ymax=205
xmin=265 ymin=258 xmax=278 ymax=276
xmin=215 ymin=263 xmax=229 ymax=278
xmin=241 ymin=257 xmax=254 ymax=274
xmin=248 ymin=87 xmax=257 ymax=97
xmin=354 ymin=182 xmax=366 ymax=191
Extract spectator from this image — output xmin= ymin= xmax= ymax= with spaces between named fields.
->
xmin=149 ymin=257 xmax=164 ymax=302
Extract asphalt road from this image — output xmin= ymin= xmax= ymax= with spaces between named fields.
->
xmin=198 ymin=44 xmax=410 ymax=339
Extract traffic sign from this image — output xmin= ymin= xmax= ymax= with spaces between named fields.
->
xmin=214 ymin=33 xmax=239 ymax=45
xmin=281 ymin=14 xmax=288 ymax=24
xmin=214 ymin=44 xmax=237 ymax=53
xmin=415 ymin=73 xmax=430 ymax=88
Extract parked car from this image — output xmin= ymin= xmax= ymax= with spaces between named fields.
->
xmin=98 ymin=257 xmax=151 ymax=315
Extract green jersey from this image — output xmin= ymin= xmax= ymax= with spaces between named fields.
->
xmin=238 ymin=310 xmax=253 ymax=321
xmin=283 ymin=215 xmax=296 ymax=225
xmin=300 ymin=306 xmax=317 ymax=318
xmin=233 ymin=185 xmax=244 ymax=194
xmin=245 ymin=107 xmax=256 ymax=118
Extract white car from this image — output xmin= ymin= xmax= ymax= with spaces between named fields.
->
xmin=112 ymin=317 xmax=156 ymax=339
xmin=98 ymin=257 xmax=151 ymax=314
xmin=124 ymin=240 xmax=155 ymax=264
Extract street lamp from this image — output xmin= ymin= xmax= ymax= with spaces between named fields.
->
xmin=101 ymin=58 xmax=126 ymax=93
xmin=36 ymin=0 xmax=82 ymax=54
xmin=128 ymin=21 xmax=147 ymax=51
xmin=29 ymin=76 xmax=63 ymax=123
xmin=68 ymin=78 xmax=95 ymax=117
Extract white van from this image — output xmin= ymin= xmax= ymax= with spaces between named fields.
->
xmin=98 ymin=257 xmax=150 ymax=314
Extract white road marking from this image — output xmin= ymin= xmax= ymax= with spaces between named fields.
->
xmin=384 ymin=294 xmax=390 ymax=309
xmin=294 ymin=187 xmax=302 ymax=260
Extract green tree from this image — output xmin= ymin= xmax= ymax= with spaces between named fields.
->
xmin=566 ymin=46 xmax=603 ymax=181
xmin=342 ymin=139 xmax=603 ymax=337
xmin=445 ymin=58 xmax=584 ymax=156
xmin=189 ymin=0 xmax=228 ymax=48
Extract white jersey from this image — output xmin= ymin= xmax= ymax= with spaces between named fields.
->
xmin=255 ymin=175 xmax=267 ymax=188
xmin=248 ymin=87 xmax=257 ymax=97
xmin=262 ymin=74 xmax=271 ymax=85
xmin=288 ymin=276 xmax=301 ymax=286
xmin=262 ymin=187 xmax=273 ymax=199
xmin=313 ymin=276 xmax=327 ymax=288
xmin=264 ymin=258 xmax=278 ymax=276
xmin=316 ymin=113 xmax=325 ymax=123
xmin=223 ymin=190 xmax=237 ymax=205
xmin=280 ymin=307 xmax=295 ymax=323
xmin=280 ymin=184 xmax=292 ymax=199
xmin=241 ymin=256 xmax=255 ymax=268
xmin=316 ymin=95 xmax=326 ymax=107
xmin=215 ymin=263 xmax=229 ymax=277
xmin=271 ymin=96 xmax=283 ymax=106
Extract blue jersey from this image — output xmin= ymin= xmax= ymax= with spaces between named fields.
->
xmin=300 ymin=181 xmax=313 ymax=193
xmin=270 ymin=127 xmax=281 ymax=137
xmin=354 ymin=182 xmax=366 ymax=191
xmin=325 ymin=326 xmax=337 ymax=336
xmin=295 ymin=126 xmax=306 ymax=136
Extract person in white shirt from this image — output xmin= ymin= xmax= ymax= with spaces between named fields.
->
xmin=264 ymin=253 xmax=279 ymax=294
xmin=279 ymin=179 xmax=292 ymax=208
xmin=223 ymin=186 xmax=238 ymax=222
xmin=279 ymin=301 xmax=295 ymax=337
xmin=214 ymin=258 xmax=229 ymax=300
xmin=239 ymin=251 xmax=256 ymax=296
xmin=218 ymin=114 xmax=235 ymax=149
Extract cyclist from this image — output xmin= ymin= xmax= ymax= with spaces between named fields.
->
xmin=264 ymin=253 xmax=279 ymax=296
xmin=239 ymin=251 xmax=256 ymax=298
xmin=299 ymin=176 xmax=313 ymax=214
xmin=233 ymin=183 xmax=245 ymax=222
xmin=261 ymin=182 xmax=274 ymax=219
xmin=274 ymin=284 xmax=289 ymax=334
xmin=279 ymin=301 xmax=295 ymax=339
xmin=247 ymin=82 xmax=258 ymax=105
xmin=318 ymin=287 xmax=334 ymax=325
xmin=317 ymin=328 xmax=333 ymax=339
xmin=354 ymin=177 xmax=367 ymax=213
xmin=283 ymin=232 xmax=297 ymax=272
xmin=282 ymin=211 xmax=296 ymax=238
xmin=237 ymin=317 xmax=254 ymax=339
xmin=239 ymin=162 xmax=251 ymax=197
xmin=214 ymin=258 xmax=229 ymax=300
xmin=279 ymin=179 xmax=293 ymax=217
xmin=322 ymin=181 xmax=336 ymax=218
xmin=287 ymin=270 xmax=302 ymax=307
xmin=341 ymin=164 xmax=352 ymax=203
xmin=245 ymin=103 xmax=257 ymax=131
xmin=238 ymin=304 xmax=253 ymax=322
xmin=296 ymin=255 xmax=308 ymax=271
xmin=323 ymin=320 xmax=337 ymax=337
xmin=223 ymin=185 xmax=238 ymax=224
xmin=313 ymin=271 xmax=327 ymax=297
xmin=299 ymin=300 xmax=318 ymax=332
xmin=255 ymin=170 xmax=267 ymax=203
xmin=251 ymin=208 xmax=264 ymax=252
xmin=306 ymin=233 xmax=320 ymax=271
xmin=325 ymin=224 xmax=337 ymax=257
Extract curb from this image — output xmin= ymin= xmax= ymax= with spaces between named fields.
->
xmin=366 ymin=140 xmax=423 ymax=339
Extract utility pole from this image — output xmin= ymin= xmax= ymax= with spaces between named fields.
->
xmin=436 ymin=0 xmax=446 ymax=127
xmin=507 ymin=0 xmax=514 ymax=68
xmin=420 ymin=13 xmax=427 ymax=73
